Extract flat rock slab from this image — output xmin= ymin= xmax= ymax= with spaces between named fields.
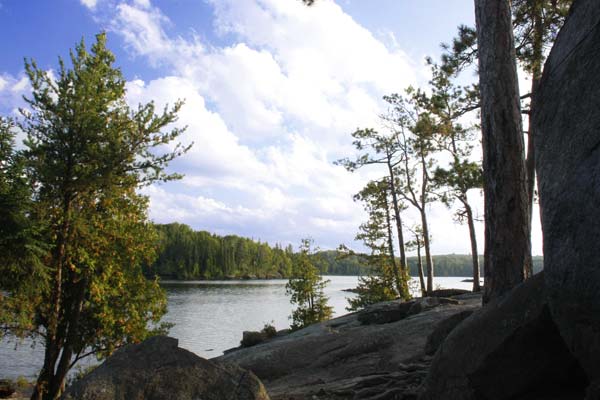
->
xmin=62 ymin=336 xmax=270 ymax=400
xmin=217 ymin=295 xmax=481 ymax=399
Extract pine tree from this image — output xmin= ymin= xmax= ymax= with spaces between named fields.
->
xmin=286 ymin=239 xmax=332 ymax=330
xmin=0 ymin=33 xmax=190 ymax=400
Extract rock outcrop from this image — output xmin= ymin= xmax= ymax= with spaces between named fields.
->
xmin=218 ymin=294 xmax=481 ymax=399
xmin=419 ymin=273 xmax=587 ymax=400
xmin=61 ymin=336 xmax=269 ymax=400
xmin=423 ymin=310 xmax=473 ymax=356
xmin=533 ymin=0 xmax=600 ymax=395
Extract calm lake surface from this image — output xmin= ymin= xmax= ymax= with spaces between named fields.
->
xmin=0 ymin=276 xmax=475 ymax=379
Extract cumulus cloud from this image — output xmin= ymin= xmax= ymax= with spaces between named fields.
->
xmin=71 ymin=0 xmax=502 ymax=254
xmin=0 ymin=73 xmax=30 ymax=116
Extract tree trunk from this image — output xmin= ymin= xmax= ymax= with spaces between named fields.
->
xmin=420 ymin=208 xmax=434 ymax=295
xmin=387 ymin=162 xmax=407 ymax=271
xmin=416 ymin=236 xmax=426 ymax=296
xmin=32 ymin=199 xmax=72 ymax=400
xmin=383 ymin=186 xmax=403 ymax=297
xmin=49 ymin=277 xmax=88 ymax=399
xmin=475 ymin=0 xmax=529 ymax=304
xmin=463 ymin=199 xmax=481 ymax=292
xmin=524 ymin=2 xmax=544 ymax=279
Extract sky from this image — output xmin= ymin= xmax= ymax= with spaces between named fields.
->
xmin=0 ymin=0 xmax=544 ymax=255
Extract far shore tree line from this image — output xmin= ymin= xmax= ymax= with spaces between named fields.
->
xmin=148 ymin=222 xmax=542 ymax=280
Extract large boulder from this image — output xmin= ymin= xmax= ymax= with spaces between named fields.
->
xmin=419 ymin=273 xmax=587 ymax=400
xmin=61 ymin=336 xmax=269 ymax=400
xmin=533 ymin=0 xmax=600 ymax=394
xmin=423 ymin=310 xmax=473 ymax=356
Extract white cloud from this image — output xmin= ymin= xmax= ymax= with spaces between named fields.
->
xmin=0 ymin=73 xmax=30 ymax=116
xmin=80 ymin=0 xmax=98 ymax=10
xmin=75 ymin=0 xmax=499 ymax=255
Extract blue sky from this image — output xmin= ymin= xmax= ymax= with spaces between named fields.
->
xmin=0 ymin=0 xmax=543 ymax=255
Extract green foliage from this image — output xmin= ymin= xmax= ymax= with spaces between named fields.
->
xmin=441 ymin=1 xmax=572 ymax=77
xmin=313 ymin=250 xmax=369 ymax=275
xmin=15 ymin=376 xmax=31 ymax=388
xmin=346 ymin=260 xmax=402 ymax=311
xmin=286 ymin=239 xmax=333 ymax=330
xmin=149 ymin=223 xmax=372 ymax=279
xmin=149 ymin=223 xmax=294 ymax=279
xmin=0 ymin=117 xmax=48 ymax=339
xmin=405 ymin=254 xmax=543 ymax=277
xmin=350 ymin=179 xmax=410 ymax=306
xmin=261 ymin=323 xmax=277 ymax=338
xmin=0 ymin=33 xmax=189 ymax=399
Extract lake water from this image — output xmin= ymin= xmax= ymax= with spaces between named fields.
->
xmin=0 ymin=276 xmax=475 ymax=379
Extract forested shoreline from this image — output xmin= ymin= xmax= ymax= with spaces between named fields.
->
xmin=147 ymin=223 xmax=542 ymax=279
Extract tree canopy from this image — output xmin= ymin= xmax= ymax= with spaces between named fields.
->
xmin=0 ymin=33 xmax=189 ymax=400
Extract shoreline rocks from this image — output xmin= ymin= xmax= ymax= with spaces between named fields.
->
xmin=217 ymin=293 xmax=482 ymax=399
xmin=61 ymin=336 xmax=269 ymax=400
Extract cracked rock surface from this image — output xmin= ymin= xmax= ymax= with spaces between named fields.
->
xmin=217 ymin=294 xmax=481 ymax=400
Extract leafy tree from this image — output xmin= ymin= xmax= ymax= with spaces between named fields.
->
xmin=0 ymin=118 xmax=48 ymax=339
xmin=384 ymin=89 xmax=438 ymax=294
xmin=424 ymin=63 xmax=483 ymax=292
xmin=345 ymin=179 xmax=410 ymax=310
xmin=356 ymin=179 xmax=409 ymax=299
xmin=0 ymin=33 xmax=190 ymax=400
xmin=286 ymin=239 xmax=332 ymax=330
xmin=336 ymin=128 xmax=409 ymax=295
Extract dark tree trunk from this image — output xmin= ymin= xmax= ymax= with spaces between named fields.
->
xmin=387 ymin=163 xmax=407 ymax=271
xmin=475 ymin=0 xmax=529 ymax=304
xmin=50 ymin=277 xmax=87 ymax=399
xmin=416 ymin=236 xmax=426 ymax=296
xmin=383 ymin=186 xmax=403 ymax=296
xmin=463 ymin=200 xmax=481 ymax=292
xmin=524 ymin=3 xmax=544 ymax=279
xmin=32 ymin=198 xmax=72 ymax=400
xmin=418 ymin=154 xmax=434 ymax=295
xmin=420 ymin=208 xmax=434 ymax=295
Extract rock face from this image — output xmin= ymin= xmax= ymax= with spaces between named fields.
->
xmin=218 ymin=295 xmax=481 ymax=399
xmin=61 ymin=336 xmax=270 ymax=400
xmin=533 ymin=0 xmax=600 ymax=394
xmin=423 ymin=310 xmax=473 ymax=356
xmin=419 ymin=273 xmax=587 ymax=400
xmin=357 ymin=297 xmax=461 ymax=325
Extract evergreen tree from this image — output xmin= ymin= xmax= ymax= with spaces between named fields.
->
xmin=384 ymin=89 xmax=438 ymax=295
xmin=286 ymin=239 xmax=332 ymax=330
xmin=0 ymin=33 xmax=190 ymax=400
xmin=335 ymin=128 xmax=409 ymax=295
xmin=345 ymin=180 xmax=410 ymax=311
xmin=424 ymin=62 xmax=483 ymax=292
